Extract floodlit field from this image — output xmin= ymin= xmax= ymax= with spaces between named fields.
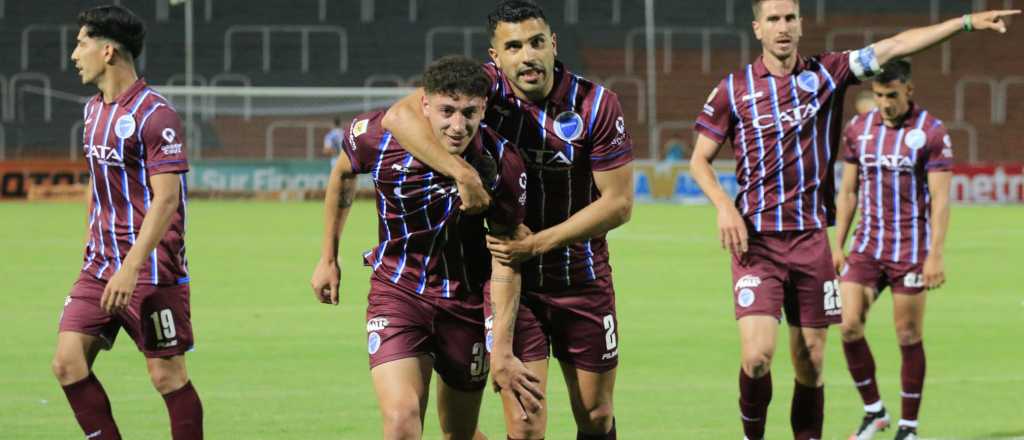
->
xmin=2 ymin=201 xmax=1021 ymax=439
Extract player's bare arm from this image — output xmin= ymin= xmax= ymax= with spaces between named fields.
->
xmin=311 ymin=151 xmax=358 ymax=305
xmin=924 ymin=171 xmax=952 ymax=290
xmin=690 ymin=133 xmax=748 ymax=256
xmin=488 ymin=250 xmax=544 ymax=420
xmin=382 ymin=89 xmax=491 ymax=214
xmin=871 ymin=10 xmax=1020 ymax=66
xmin=486 ymin=164 xmax=633 ymax=265
xmin=100 ymin=173 xmax=180 ymax=314
xmin=833 ymin=162 xmax=861 ymax=274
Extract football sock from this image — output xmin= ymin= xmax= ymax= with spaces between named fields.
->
xmin=61 ymin=372 xmax=122 ymax=440
xmin=790 ymin=380 xmax=824 ymax=440
xmin=163 ymin=381 xmax=204 ymax=440
xmin=739 ymin=369 xmax=772 ymax=440
xmin=843 ymin=337 xmax=882 ymax=407
xmin=576 ymin=418 xmax=615 ymax=439
xmin=900 ymin=342 xmax=926 ymax=425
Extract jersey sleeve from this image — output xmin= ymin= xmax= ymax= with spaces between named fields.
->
xmin=481 ymin=63 xmax=505 ymax=103
xmin=141 ymin=106 xmax=189 ymax=175
xmin=842 ymin=116 xmax=861 ymax=164
xmin=588 ymin=89 xmax=633 ymax=171
xmin=341 ymin=114 xmax=384 ymax=175
xmin=694 ymin=79 xmax=734 ymax=145
xmin=923 ymin=120 xmax=953 ymax=172
xmin=487 ymin=143 xmax=528 ymax=235
xmin=818 ymin=48 xmax=881 ymax=87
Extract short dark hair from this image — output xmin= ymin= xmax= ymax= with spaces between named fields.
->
xmin=752 ymin=0 xmax=800 ymax=18
xmin=875 ymin=60 xmax=912 ymax=84
xmin=333 ymin=116 xmax=342 ymax=126
xmin=487 ymin=0 xmax=547 ymax=37
xmin=423 ymin=55 xmax=491 ymax=99
xmin=78 ymin=5 xmax=146 ymax=60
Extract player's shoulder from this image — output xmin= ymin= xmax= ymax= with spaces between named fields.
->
xmin=345 ymin=110 xmax=389 ymax=150
xmin=478 ymin=123 xmax=518 ymax=162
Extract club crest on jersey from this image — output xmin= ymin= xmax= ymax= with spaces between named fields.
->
xmin=737 ymin=288 xmax=756 ymax=308
xmin=115 ymin=115 xmax=136 ymax=139
xmin=905 ymin=129 xmax=926 ymax=150
xmin=553 ymin=111 xmax=583 ymax=142
xmin=368 ymin=332 xmax=382 ymax=354
xmin=797 ymin=71 xmax=819 ymax=94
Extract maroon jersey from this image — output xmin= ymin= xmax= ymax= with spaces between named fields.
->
xmin=482 ymin=61 xmax=633 ymax=291
xmin=842 ymin=104 xmax=953 ymax=263
xmin=695 ymin=49 xmax=882 ymax=232
xmin=342 ymin=111 xmax=527 ymax=300
xmin=80 ymin=78 xmax=190 ymax=286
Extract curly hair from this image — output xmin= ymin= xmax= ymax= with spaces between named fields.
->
xmin=422 ymin=55 xmax=490 ymax=99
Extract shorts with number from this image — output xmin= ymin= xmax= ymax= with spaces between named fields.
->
xmin=484 ymin=275 xmax=619 ymax=374
xmin=365 ymin=281 xmax=488 ymax=392
xmin=731 ymin=229 xmax=841 ymax=328
xmin=58 ymin=271 xmax=194 ymax=358
xmin=841 ymin=251 xmax=925 ymax=295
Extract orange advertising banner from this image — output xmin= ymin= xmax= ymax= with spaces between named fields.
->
xmin=0 ymin=160 xmax=89 ymax=199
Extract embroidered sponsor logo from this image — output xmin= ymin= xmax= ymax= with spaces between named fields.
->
xmin=84 ymin=144 xmax=125 ymax=167
xmin=735 ymin=275 xmax=762 ymax=291
xmin=366 ymin=317 xmax=389 ymax=332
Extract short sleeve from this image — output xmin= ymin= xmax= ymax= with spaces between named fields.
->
xmin=923 ymin=121 xmax=953 ymax=172
xmin=818 ymin=48 xmax=880 ymax=87
xmin=342 ymin=115 xmax=385 ymax=175
xmin=588 ymin=89 xmax=633 ymax=171
xmin=142 ymin=106 xmax=188 ymax=175
xmin=842 ymin=116 xmax=862 ymax=164
xmin=694 ymin=79 xmax=734 ymax=145
xmin=487 ymin=143 xmax=528 ymax=234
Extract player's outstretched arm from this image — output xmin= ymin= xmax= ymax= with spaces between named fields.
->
xmin=488 ymin=254 xmax=544 ymax=420
xmin=872 ymin=10 xmax=1021 ymax=66
xmin=924 ymin=171 xmax=952 ymax=290
xmin=690 ymin=133 xmax=748 ymax=256
xmin=832 ymin=162 xmax=861 ymax=273
xmin=381 ymin=89 xmax=490 ymax=213
xmin=487 ymin=165 xmax=633 ymax=265
xmin=100 ymin=173 xmax=180 ymax=314
xmin=311 ymin=152 xmax=357 ymax=305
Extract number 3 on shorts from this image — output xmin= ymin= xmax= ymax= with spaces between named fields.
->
xmin=150 ymin=309 xmax=177 ymax=341
xmin=603 ymin=314 xmax=617 ymax=351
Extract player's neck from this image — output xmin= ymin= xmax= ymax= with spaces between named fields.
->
xmin=883 ymin=111 xmax=911 ymax=128
xmin=761 ymin=50 xmax=798 ymax=77
xmin=96 ymin=65 xmax=139 ymax=104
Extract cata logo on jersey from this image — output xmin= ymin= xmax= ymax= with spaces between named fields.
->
xmin=860 ymin=153 xmax=914 ymax=171
xmin=85 ymin=144 xmax=125 ymax=167
xmin=752 ymin=99 xmax=821 ymax=130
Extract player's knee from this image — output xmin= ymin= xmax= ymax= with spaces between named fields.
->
xmin=895 ymin=323 xmax=922 ymax=346
xmin=839 ymin=320 xmax=865 ymax=342
xmin=381 ymin=405 xmax=422 ymax=439
xmin=51 ymin=356 xmax=88 ymax=385
xmin=147 ymin=364 xmax=188 ymax=394
xmin=578 ymin=402 xmax=614 ymax=433
xmin=507 ymin=421 xmax=546 ymax=440
xmin=741 ymin=351 xmax=773 ymax=377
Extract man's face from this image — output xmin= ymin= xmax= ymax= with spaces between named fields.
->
xmin=488 ymin=18 xmax=557 ymax=101
xmin=872 ymin=79 xmax=913 ymax=123
xmin=752 ymin=0 xmax=802 ymax=60
xmin=70 ymin=26 xmax=112 ymax=85
xmin=421 ymin=92 xmax=487 ymax=154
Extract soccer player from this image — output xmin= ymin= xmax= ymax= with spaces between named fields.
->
xmin=52 ymin=5 xmax=202 ymax=440
xmin=381 ymin=2 xmax=634 ymax=438
xmin=324 ymin=115 xmax=345 ymax=169
xmin=834 ymin=60 xmax=952 ymax=440
xmin=690 ymin=1 xmax=1018 ymax=439
xmin=310 ymin=55 xmax=539 ymax=440
xmin=854 ymin=90 xmax=877 ymax=117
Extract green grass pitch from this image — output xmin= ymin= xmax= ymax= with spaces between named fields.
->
xmin=1 ymin=201 xmax=1022 ymax=439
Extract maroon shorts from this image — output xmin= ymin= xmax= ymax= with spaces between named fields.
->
xmin=58 ymin=271 xmax=194 ymax=358
xmin=840 ymin=251 xmax=925 ymax=295
xmin=731 ymin=229 xmax=841 ymax=328
xmin=365 ymin=283 xmax=488 ymax=392
xmin=484 ymin=276 xmax=619 ymax=373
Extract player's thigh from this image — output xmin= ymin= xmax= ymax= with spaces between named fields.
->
xmin=371 ymin=356 xmax=434 ymax=424
xmin=53 ymin=331 xmax=107 ymax=384
xmin=839 ymin=281 xmax=877 ymax=329
xmin=560 ymin=361 xmax=616 ymax=425
xmin=892 ymin=290 xmax=927 ymax=343
xmin=784 ymin=230 xmax=842 ymax=327
xmin=366 ymin=287 xmax=434 ymax=372
xmin=435 ymin=374 xmax=485 ymax=438
xmin=145 ymin=354 xmax=189 ymax=394
xmin=433 ymin=299 xmax=489 ymax=392
xmin=787 ymin=325 xmax=828 ymax=384
xmin=543 ymin=278 xmax=619 ymax=374
xmin=732 ymin=246 xmax=787 ymax=322
xmin=123 ymin=283 xmax=195 ymax=358
xmin=499 ymin=359 xmax=549 ymax=439
xmin=738 ymin=315 xmax=779 ymax=373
